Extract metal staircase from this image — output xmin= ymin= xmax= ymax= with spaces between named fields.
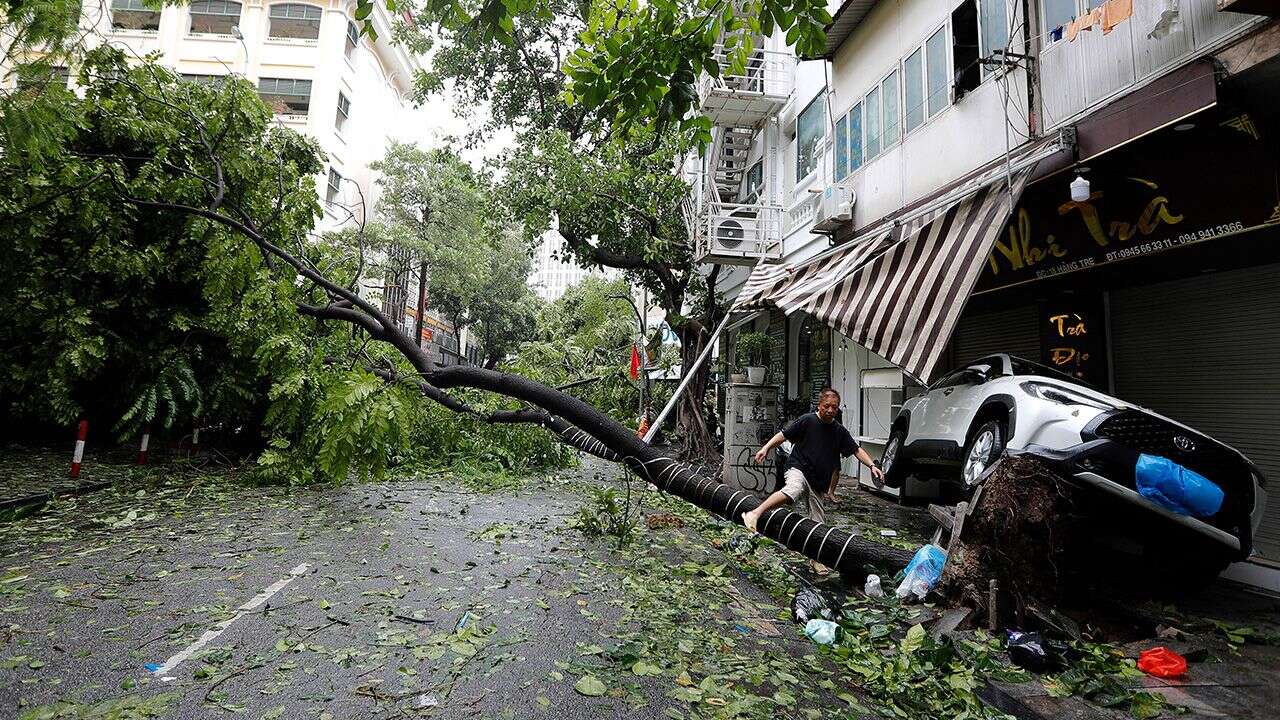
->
xmin=691 ymin=42 xmax=792 ymax=266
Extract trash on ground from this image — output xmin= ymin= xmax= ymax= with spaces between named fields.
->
xmin=1137 ymin=646 xmax=1188 ymax=677
xmin=1006 ymin=630 xmax=1068 ymax=673
xmin=864 ymin=574 xmax=883 ymax=598
xmin=1134 ymin=453 xmax=1224 ymax=517
xmin=791 ymin=586 xmax=841 ymax=623
xmin=879 ymin=529 xmax=898 ymax=537
xmin=733 ymin=623 xmax=750 ymax=634
xmin=144 ymin=663 xmax=161 ymax=673
xmin=804 ymin=618 xmax=840 ymax=645
xmin=455 ymin=611 xmax=474 ymax=632
xmin=895 ymin=544 xmax=946 ymax=601
xmin=416 ymin=694 xmax=440 ymax=709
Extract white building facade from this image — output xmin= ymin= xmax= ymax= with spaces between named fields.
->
xmin=699 ymin=0 xmax=1280 ymax=582
xmin=29 ymin=0 xmax=422 ymax=233
xmin=529 ymin=230 xmax=621 ymax=302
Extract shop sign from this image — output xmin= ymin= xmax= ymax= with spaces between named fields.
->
xmin=975 ymin=111 xmax=1280 ymax=293
xmin=1038 ymin=294 xmax=1108 ymax=389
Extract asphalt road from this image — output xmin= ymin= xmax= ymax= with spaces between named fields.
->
xmin=0 ymin=457 xmax=889 ymax=719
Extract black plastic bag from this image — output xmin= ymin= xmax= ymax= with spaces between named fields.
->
xmin=1006 ymin=630 xmax=1069 ymax=673
xmin=791 ymin=586 xmax=841 ymax=624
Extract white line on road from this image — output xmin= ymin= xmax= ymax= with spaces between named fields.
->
xmin=150 ymin=562 xmax=311 ymax=679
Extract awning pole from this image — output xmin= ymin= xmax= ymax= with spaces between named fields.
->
xmin=643 ymin=308 xmax=734 ymax=444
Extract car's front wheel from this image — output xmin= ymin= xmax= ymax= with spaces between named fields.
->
xmin=881 ymin=428 xmax=907 ymax=489
xmin=962 ymin=420 xmax=1005 ymax=489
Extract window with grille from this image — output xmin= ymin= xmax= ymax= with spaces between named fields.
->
xmin=14 ymin=65 xmax=71 ymax=91
xmin=181 ymin=73 xmax=226 ymax=85
xmin=345 ymin=21 xmax=359 ymax=59
xmin=326 ymin=168 xmax=342 ymax=203
xmin=111 ymin=0 xmax=161 ymax=31
xmin=258 ymin=77 xmax=312 ymax=114
xmin=268 ymin=3 xmax=321 ymax=40
xmin=335 ymin=91 xmax=350 ymax=132
xmin=188 ymin=0 xmax=241 ymax=35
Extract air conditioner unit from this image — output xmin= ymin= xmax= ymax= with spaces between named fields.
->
xmin=710 ymin=207 xmax=759 ymax=254
xmin=813 ymin=184 xmax=854 ymax=233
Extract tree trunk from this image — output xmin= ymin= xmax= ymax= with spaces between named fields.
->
xmin=414 ymin=260 xmax=428 ymax=350
xmin=673 ymin=321 xmax=716 ymax=463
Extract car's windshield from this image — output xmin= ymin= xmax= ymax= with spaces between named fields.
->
xmin=1008 ymin=356 xmax=1089 ymax=386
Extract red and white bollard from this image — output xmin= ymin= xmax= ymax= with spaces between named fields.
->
xmin=70 ymin=420 xmax=88 ymax=480
xmin=138 ymin=425 xmax=151 ymax=465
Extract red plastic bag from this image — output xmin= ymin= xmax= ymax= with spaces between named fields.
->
xmin=1137 ymin=647 xmax=1187 ymax=677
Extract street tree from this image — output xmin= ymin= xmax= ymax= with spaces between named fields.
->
xmin=368 ymin=142 xmax=486 ymax=344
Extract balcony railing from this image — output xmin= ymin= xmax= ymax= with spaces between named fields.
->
xmin=694 ymin=200 xmax=783 ymax=265
xmin=697 ymin=46 xmax=793 ymax=127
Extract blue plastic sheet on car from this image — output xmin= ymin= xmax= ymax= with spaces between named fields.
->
xmin=1134 ymin=453 xmax=1224 ymax=518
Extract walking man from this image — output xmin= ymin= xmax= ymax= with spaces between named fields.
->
xmin=742 ymin=389 xmax=884 ymax=560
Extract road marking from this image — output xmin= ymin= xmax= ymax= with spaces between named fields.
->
xmin=150 ymin=563 xmax=310 ymax=678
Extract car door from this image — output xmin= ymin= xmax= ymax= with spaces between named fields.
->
xmin=914 ymin=360 xmax=999 ymax=453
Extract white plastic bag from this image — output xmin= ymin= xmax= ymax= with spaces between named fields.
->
xmin=804 ymin=618 xmax=840 ymax=645
xmin=864 ymin=574 xmax=883 ymax=598
xmin=895 ymin=544 xmax=947 ymax=601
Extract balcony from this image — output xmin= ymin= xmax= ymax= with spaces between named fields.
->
xmin=697 ymin=47 xmax=794 ymax=127
xmin=693 ymin=200 xmax=783 ymax=265
xmin=1039 ymin=0 xmax=1259 ymax=130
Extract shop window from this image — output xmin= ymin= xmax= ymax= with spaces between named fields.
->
xmin=797 ymin=316 xmax=830 ymax=408
xmin=188 ymin=0 xmax=241 ymax=35
xmin=335 ymin=91 xmax=351 ymax=132
xmin=326 ymin=168 xmax=342 ymax=203
xmin=257 ymin=77 xmax=312 ymax=115
xmin=14 ymin=65 xmax=71 ymax=91
xmin=345 ymin=21 xmax=360 ymax=59
xmin=111 ymin=0 xmax=161 ymax=31
xmin=903 ymin=47 xmax=924 ymax=133
xmin=268 ymin=3 xmax=321 ymax=40
xmin=952 ymin=0 xmax=981 ymax=101
xmin=925 ymin=26 xmax=949 ymax=117
xmin=795 ymin=92 xmax=824 ymax=182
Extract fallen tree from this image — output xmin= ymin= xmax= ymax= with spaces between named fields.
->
xmin=47 ymin=50 xmax=913 ymax=579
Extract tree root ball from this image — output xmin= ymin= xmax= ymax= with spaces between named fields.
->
xmin=936 ymin=455 xmax=1080 ymax=628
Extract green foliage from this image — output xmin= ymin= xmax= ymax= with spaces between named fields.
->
xmin=1042 ymin=642 xmax=1170 ymax=718
xmin=396 ymin=0 xmax=831 ymax=138
xmin=570 ymin=485 xmax=638 ymax=547
xmin=734 ymin=331 xmax=770 ymax=370
xmin=0 ymin=50 xmax=326 ymax=446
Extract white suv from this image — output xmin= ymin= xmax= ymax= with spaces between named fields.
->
xmin=880 ymin=354 xmax=1267 ymax=575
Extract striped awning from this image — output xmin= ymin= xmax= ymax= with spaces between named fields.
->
xmin=732 ymin=169 xmax=1032 ymax=382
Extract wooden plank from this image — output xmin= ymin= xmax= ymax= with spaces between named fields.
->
xmin=928 ymin=503 xmax=955 ymax=530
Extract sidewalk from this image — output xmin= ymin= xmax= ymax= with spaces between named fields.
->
xmin=0 ymin=445 xmax=136 ymax=510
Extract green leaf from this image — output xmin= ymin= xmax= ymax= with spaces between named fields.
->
xmin=574 ymin=675 xmax=607 ymax=696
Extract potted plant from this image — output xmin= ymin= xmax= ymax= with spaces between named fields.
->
xmin=735 ymin=331 xmax=770 ymax=385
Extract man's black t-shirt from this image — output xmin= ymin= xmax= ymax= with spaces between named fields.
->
xmin=783 ymin=413 xmax=860 ymax=492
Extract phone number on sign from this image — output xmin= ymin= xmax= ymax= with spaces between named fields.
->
xmin=1104 ymin=222 xmax=1246 ymax=263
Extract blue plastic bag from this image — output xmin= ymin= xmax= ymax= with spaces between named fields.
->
xmin=895 ymin=544 xmax=947 ymax=601
xmin=1134 ymin=453 xmax=1224 ymax=518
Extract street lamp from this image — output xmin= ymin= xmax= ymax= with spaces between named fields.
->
xmin=231 ymin=25 xmax=249 ymax=76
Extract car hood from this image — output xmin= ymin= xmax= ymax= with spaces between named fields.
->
xmin=1022 ymin=376 xmax=1265 ymax=480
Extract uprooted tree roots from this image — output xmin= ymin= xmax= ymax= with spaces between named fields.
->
xmin=937 ymin=455 xmax=1081 ymax=628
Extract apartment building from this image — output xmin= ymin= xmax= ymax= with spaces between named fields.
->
xmin=529 ymin=230 xmax=622 ymax=303
xmin=22 ymin=0 xmax=423 ymax=232
xmin=697 ymin=0 xmax=1280 ymax=584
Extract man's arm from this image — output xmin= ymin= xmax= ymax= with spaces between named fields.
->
xmin=854 ymin=446 xmax=886 ymax=486
xmin=753 ymin=431 xmax=786 ymax=465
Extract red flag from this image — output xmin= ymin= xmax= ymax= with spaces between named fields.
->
xmin=629 ymin=345 xmax=641 ymax=380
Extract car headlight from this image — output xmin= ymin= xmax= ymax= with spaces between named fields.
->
xmin=1019 ymin=381 xmax=1115 ymax=411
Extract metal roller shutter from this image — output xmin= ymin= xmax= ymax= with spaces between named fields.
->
xmin=1110 ymin=264 xmax=1280 ymax=561
xmin=948 ymin=304 xmax=1041 ymax=373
